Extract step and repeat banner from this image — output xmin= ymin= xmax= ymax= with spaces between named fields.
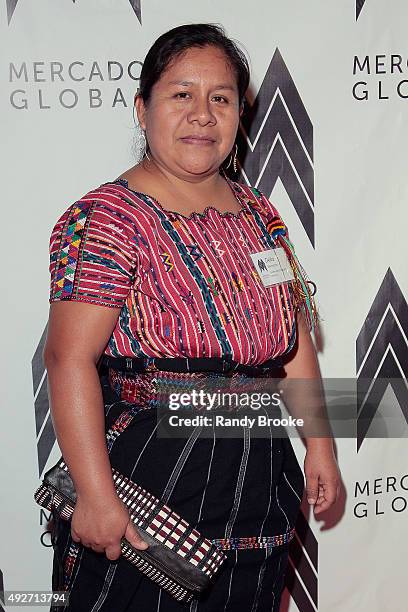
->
xmin=1 ymin=1 xmax=407 ymax=610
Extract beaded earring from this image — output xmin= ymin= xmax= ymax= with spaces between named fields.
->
xmin=133 ymin=93 xmax=151 ymax=162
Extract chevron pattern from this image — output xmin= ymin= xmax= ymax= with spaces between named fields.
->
xmin=356 ymin=268 xmax=408 ymax=451
xmin=284 ymin=509 xmax=318 ymax=612
xmin=32 ymin=325 xmax=54 ymax=476
xmin=6 ymin=0 xmax=142 ymax=25
xmin=128 ymin=0 xmax=142 ymax=23
xmin=356 ymin=0 xmax=367 ymax=20
xmin=237 ymin=48 xmax=315 ymax=246
xmin=236 ymin=66 xmax=319 ymax=604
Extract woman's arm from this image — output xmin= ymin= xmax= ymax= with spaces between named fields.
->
xmin=279 ymin=309 xmax=341 ymax=514
xmin=43 ymin=300 xmax=121 ymax=499
xmin=280 ymin=309 xmax=334 ymax=446
xmin=43 ymin=300 xmax=148 ymax=556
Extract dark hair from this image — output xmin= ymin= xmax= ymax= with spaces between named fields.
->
xmin=138 ymin=23 xmax=250 ymax=106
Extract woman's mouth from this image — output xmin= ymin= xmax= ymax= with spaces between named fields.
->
xmin=180 ymin=135 xmax=216 ymax=145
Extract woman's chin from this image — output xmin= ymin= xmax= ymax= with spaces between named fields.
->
xmin=176 ymin=159 xmax=219 ymax=177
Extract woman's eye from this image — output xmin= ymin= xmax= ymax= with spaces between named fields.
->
xmin=173 ymin=93 xmax=228 ymax=103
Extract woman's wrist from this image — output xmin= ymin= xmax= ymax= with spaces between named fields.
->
xmin=76 ymin=479 xmax=118 ymax=504
xmin=74 ymin=462 xmax=118 ymax=502
xmin=305 ymin=437 xmax=335 ymax=454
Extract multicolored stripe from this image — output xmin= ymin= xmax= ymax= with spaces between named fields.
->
xmin=211 ymin=528 xmax=295 ymax=550
xmin=49 ymin=197 xmax=137 ymax=308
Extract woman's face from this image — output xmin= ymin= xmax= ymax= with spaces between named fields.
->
xmin=136 ymin=45 xmax=242 ymax=181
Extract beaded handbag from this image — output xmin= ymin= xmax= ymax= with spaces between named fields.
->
xmin=34 ymin=458 xmax=226 ymax=603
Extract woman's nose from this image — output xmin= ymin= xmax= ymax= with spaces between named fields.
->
xmin=187 ymin=97 xmax=216 ymax=125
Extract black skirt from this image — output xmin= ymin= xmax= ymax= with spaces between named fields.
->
xmin=50 ymin=368 xmax=304 ymax=611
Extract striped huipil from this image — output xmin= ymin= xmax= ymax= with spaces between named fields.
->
xmin=48 ymin=176 xmax=315 ymax=612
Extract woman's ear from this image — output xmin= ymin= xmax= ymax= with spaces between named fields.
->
xmin=134 ymin=93 xmax=146 ymax=130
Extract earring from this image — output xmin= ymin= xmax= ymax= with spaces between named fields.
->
xmin=133 ymin=92 xmax=151 ymax=163
xmin=135 ymin=125 xmax=151 ymax=162
xmin=140 ymin=128 xmax=147 ymax=158
xmin=143 ymin=132 xmax=151 ymax=162
xmin=135 ymin=125 xmax=146 ymax=161
xmin=225 ymin=144 xmax=238 ymax=173
xmin=233 ymin=144 xmax=238 ymax=173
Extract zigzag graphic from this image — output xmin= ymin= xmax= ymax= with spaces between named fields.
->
xmin=211 ymin=239 xmax=225 ymax=257
xmin=6 ymin=0 xmax=142 ymax=25
xmin=160 ymin=252 xmax=174 ymax=272
xmin=356 ymin=268 xmax=408 ymax=451
xmin=356 ymin=0 xmax=367 ymax=20
xmin=187 ymin=244 xmax=203 ymax=260
xmin=237 ymin=48 xmax=315 ymax=246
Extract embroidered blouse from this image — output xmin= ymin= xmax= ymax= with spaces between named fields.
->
xmin=48 ymin=177 xmax=317 ymax=365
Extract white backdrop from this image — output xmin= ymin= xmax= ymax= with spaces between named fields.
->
xmin=1 ymin=1 xmax=407 ymax=611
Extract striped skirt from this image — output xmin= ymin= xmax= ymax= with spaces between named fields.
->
xmin=50 ymin=367 xmax=305 ymax=611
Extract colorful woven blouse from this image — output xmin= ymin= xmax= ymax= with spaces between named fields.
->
xmin=48 ymin=177 xmax=317 ymax=364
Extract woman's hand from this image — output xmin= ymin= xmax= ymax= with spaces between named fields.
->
xmin=303 ymin=445 xmax=341 ymax=515
xmin=71 ymin=491 xmax=149 ymax=560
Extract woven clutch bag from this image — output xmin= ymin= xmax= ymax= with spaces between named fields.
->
xmin=34 ymin=458 xmax=227 ymax=603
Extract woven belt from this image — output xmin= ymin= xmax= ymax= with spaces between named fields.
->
xmin=101 ymin=355 xmax=284 ymax=377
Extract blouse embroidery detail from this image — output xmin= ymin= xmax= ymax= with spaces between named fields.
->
xmin=113 ymin=177 xmax=249 ymax=220
xmin=48 ymin=178 xmax=318 ymax=363
xmin=50 ymin=200 xmax=94 ymax=301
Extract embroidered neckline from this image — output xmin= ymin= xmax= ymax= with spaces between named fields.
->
xmin=109 ymin=176 xmax=253 ymax=221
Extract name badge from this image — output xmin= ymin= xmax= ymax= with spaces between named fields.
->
xmin=249 ymin=248 xmax=295 ymax=287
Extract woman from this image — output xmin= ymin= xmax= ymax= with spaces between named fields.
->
xmin=45 ymin=23 xmax=340 ymax=611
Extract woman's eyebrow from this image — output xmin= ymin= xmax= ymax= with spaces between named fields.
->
xmin=167 ymin=80 xmax=193 ymax=86
xmin=167 ymin=80 xmax=236 ymax=91
xmin=212 ymin=84 xmax=236 ymax=91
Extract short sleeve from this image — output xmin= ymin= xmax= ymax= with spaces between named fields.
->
xmin=49 ymin=194 xmax=138 ymax=308
xmin=254 ymin=188 xmax=319 ymax=333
